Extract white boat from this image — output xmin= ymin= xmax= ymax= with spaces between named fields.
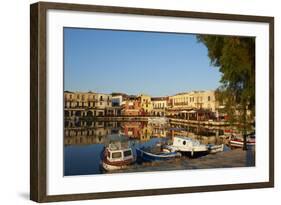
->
xmin=101 ymin=142 xmax=135 ymax=171
xmin=164 ymin=136 xmax=208 ymax=157
xmin=208 ymin=144 xmax=224 ymax=154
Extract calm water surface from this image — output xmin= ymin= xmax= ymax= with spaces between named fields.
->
xmin=64 ymin=120 xmax=254 ymax=176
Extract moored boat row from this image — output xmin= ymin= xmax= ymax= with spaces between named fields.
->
xmin=101 ymin=135 xmax=228 ymax=171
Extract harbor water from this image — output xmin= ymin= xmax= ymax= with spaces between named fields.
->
xmin=64 ymin=120 xmax=255 ymax=176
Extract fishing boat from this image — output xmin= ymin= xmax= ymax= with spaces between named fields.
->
xmin=229 ymin=134 xmax=255 ymax=148
xmin=136 ymin=147 xmax=181 ymax=162
xmin=101 ymin=142 xmax=135 ymax=171
xmin=208 ymin=144 xmax=224 ymax=154
xmin=164 ymin=136 xmax=209 ymax=157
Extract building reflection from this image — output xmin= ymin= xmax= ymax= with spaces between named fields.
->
xmin=64 ymin=119 xmax=228 ymax=146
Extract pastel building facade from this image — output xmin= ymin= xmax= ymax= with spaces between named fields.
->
xmin=121 ymin=97 xmax=142 ymax=116
xmin=64 ymin=91 xmax=114 ymax=117
xmin=64 ymin=90 xmax=218 ymax=118
xmin=139 ymin=94 xmax=153 ymax=115
xmin=151 ymin=97 xmax=168 ymax=116
xmin=168 ymin=90 xmax=217 ymax=112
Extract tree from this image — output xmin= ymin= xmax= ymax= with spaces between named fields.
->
xmin=197 ymin=35 xmax=255 ymax=150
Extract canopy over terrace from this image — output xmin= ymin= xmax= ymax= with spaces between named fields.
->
xmin=175 ymin=109 xmax=215 ymax=121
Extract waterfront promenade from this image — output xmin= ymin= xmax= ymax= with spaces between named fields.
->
xmin=106 ymin=148 xmax=255 ymax=174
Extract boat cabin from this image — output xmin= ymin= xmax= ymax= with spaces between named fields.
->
xmin=106 ymin=143 xmax=134 ymax=162
xmin=172 ymin=136 xmax=201 ymax=149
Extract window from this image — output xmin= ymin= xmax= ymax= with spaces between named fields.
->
xmin=111 ymin=152 xmax=122 ymax=159
xmin=208 ymin=96 xmax=211 ymax=101
xmin=183 ymin=141 xmax=186 ymax=145
xmin=123 ymin=150 xmax=132 ymax=157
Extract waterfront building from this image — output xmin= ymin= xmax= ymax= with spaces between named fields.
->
xmin=64 ymin=91 xmax=96 ymax=109
xmin=121 ymin=96 xmax=142 ymax=116
xmin=64 ymin=90 xmax=219 ymax=120
xmin=169 ymin=91 xmax=215 ymax=112
xmin=94 ymin=93 xmax=113 ymax=116
xmin=112 ymin=95 xmax=123 ymax=107
xmin=64 ymin=91 xmax=96 ymax=118
xmin=151 ymin=97 xmax=168 ymax=116
xmin=168 ymin=90 xmax=217 ymax=110
xmin=139 ymin=94 xmax=153 ymax=115
xmin=64 ymin=91 xmax=115 ymax=117
xmin=167 ymin=90 xmax=218 ymax=118
xmin=111 ymin=94 xmax=123 ymax=116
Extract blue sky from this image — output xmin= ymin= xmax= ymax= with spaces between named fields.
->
xmin=64 ymin=28 xmax=221 ymax=96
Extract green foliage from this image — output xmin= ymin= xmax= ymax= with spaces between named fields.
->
xmin=197 ymin=35 xmax=255 ymax=133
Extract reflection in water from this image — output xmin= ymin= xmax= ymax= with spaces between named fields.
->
xmin=64 ymin=120 xmax=255 ymax=176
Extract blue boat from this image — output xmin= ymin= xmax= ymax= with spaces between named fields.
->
xmin=136 ymin=147 xmax=181 ymax=162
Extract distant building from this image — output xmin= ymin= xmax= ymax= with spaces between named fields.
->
xmin=139 ymin=94 xmax=153 ymax=115
xmin=64 ymin=91 xmax=115 ymax=117
xmin=94 ymin=93 xmax=113 ymax=116
xmin=168 ymin=90 xmax=217 ymax=110
xmin=121 ymin=96 xmax=142 ymax=116
xmin=167 ymin=90 xmax=218 ymax=119
xmin=64 ymin=91 xmax=96 ymax=109
xmin=112 ymin=95 xmax=122 ymax=107
xmin=151 ymin=97 xmax=168 ymax=116
xmin=64 ymin=90 xmax=219 ymax=119
xmin=111 ymin=95 xmax=123 ymax=116
xmin=64 ymin=91 xmax=96 ymax=118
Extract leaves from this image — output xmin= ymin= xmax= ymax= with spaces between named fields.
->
xmin=197 ymin=35 xmax=255 ymax=131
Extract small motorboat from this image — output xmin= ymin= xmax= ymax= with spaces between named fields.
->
xmin=164 ymin=136 xmax=209 ymax=157
xmin=136 ymin=147 xmax=181 ymax=162
xmin=208 ymin=144 xmax=224 ymax=154
xmin=101 ymin=142 xmax=135 ymax=171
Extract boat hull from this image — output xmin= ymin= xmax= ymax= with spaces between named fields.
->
xmin=164 ymin=144 xmax=208 ymax=157
xmin=102 ymin=161 xmax=132 ymax=171
xmin=230 ymin=140 xmax=255 ymax=148
xmin=136 ymin=148 xmax=181 ymax=162
xmin=101 ymin=149 xmax=135 ymax=171
xmin=179 ymin=150 xmax=209 ymax=158
xmin=208 ymin=144 xmax=224 ymax=154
